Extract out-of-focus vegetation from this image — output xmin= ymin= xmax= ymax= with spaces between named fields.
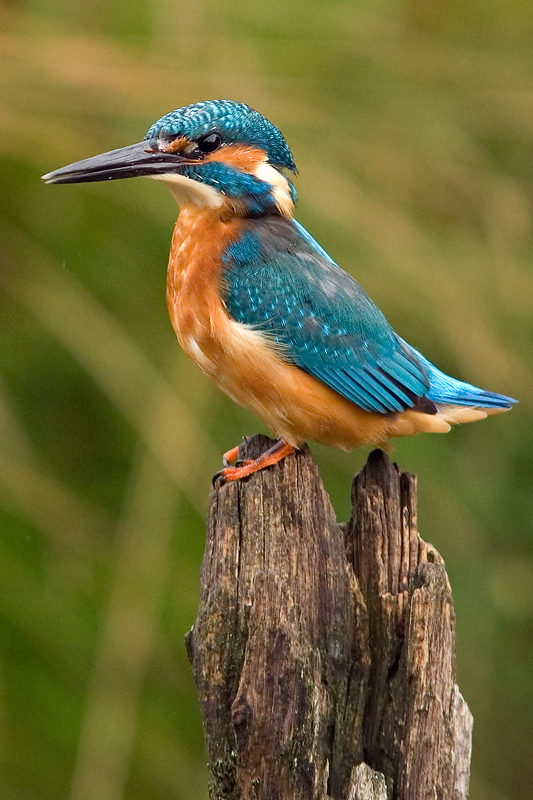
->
xmin=1 ymin=1 xmax=532 ymax=798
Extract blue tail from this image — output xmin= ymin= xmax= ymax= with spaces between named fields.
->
xmin=401 ymin=340 xmax=517 ymax=410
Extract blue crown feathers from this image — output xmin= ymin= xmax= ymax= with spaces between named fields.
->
xmin=145 ymin=100 xmax=297 ymax=173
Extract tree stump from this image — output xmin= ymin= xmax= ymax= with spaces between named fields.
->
xmin=185 ymin=435 xmax=473 ymax=800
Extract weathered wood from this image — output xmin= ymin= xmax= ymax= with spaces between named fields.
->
xmin=186 ymin=435 xmax=472 ymax=800
xmin=346 ymin=764 xmax=387 ymax=800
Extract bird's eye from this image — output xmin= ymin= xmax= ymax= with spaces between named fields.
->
xmin=197 ymin=132 xmax=222 ymax=154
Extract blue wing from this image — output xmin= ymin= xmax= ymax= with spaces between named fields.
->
xmin=221 ymin=218 xmax=433 ymax=414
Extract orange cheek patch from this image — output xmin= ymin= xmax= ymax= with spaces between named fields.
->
xmin=160 ymin=140 xmax=268 ymax=171
xmin=206 ymin=144 xmax=268 ymax=171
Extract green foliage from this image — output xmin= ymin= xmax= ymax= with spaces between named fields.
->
xmin=1 ymin=2 xmax=532 ymax=798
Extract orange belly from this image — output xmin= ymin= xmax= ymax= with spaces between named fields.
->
xmin=169 ymin=292 xmax=451 ymax=449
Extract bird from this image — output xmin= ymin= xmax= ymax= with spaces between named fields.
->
xmin=43 ymin=99 xmax=516 ymax=483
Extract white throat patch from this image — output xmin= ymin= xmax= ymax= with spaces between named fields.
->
xmin=151 ymin=172 xmax=223 ymax=209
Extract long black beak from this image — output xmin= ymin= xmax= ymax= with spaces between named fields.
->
xmin=42 ymin=140 xmax=191 ymax=185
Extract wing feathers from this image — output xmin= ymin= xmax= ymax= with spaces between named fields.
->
xmin=222 ymin=219 xmax=432 ymax=415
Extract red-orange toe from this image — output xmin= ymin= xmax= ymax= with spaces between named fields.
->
xmin=216 ymin=441 xmax=295 ymax=484
xmin=222 ymin=444 xmax=241 ymax=467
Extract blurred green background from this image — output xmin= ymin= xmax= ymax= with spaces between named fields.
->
xmin=1 ymin=0 xmax=532 ymax=798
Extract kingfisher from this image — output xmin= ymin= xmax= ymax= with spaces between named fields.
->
xmin=43 ymin=100 xmax=516 ymax=482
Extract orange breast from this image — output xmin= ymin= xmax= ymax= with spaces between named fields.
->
xmin=166 ymin=207 xmax=242 ymax=373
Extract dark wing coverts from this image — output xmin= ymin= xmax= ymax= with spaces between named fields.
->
xmin=221 ymin=218 xmax=433 ymax=415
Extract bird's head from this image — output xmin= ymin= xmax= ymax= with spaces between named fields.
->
xmin=43 ymin=100 xmax=297 ymax=217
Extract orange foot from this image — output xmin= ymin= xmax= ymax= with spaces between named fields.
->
xmin=214 ymin=440 xmax=295 ymax=485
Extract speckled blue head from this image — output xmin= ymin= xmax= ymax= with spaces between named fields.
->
xmin=145 ymin=100 xmax=297 ymax=173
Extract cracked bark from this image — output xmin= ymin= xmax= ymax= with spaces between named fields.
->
xmin=185 ymin=435 xmax=472 ymax=800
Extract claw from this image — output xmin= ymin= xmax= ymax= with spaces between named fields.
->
xmin=212 ymin=469 xmax=225 ymax=486
xmin=213 ymin=459 xmax=249 ymax=485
